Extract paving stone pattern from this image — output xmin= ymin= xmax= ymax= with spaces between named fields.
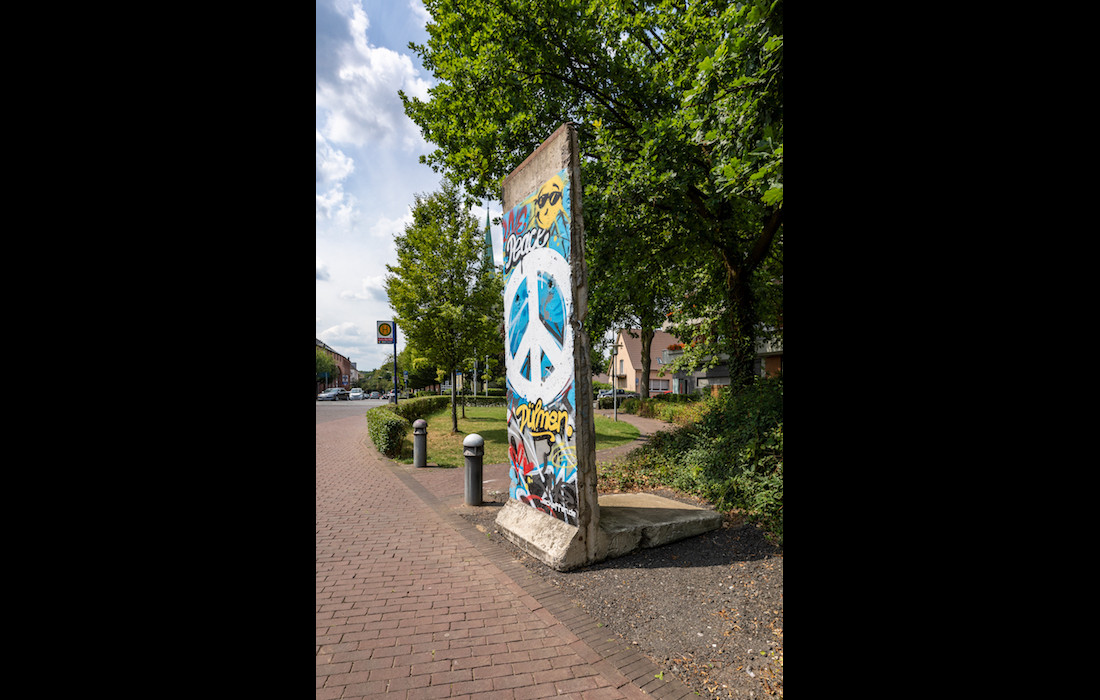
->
xmin=317 ymin=414 xmax=694 ymax=699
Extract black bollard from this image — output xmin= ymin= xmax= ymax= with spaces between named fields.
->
xmin=413 ymin=419 xmax=428 ymax=468
xmin=463 ymin=433 xmax=484 ymax=506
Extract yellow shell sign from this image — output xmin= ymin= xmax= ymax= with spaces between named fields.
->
xmin=377 ymin=321 xmax=395 ymax=344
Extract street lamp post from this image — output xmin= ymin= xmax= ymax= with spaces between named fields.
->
xmin=611 ymin=338 xmax=618 ymax=422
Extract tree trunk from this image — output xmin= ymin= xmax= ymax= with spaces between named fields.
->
xmin=714 ymin=208 xmax=782 ymax=390
xmin=638 ymin=327 xmax=654 ymax=398
xmin=721 ymin=256 xmax=759 ymax=390
xmin=450 ymin=369 xmax=458 ymax=432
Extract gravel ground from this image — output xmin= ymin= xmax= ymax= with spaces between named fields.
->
xmin=459 ymin=486 xmax=783 ymax=699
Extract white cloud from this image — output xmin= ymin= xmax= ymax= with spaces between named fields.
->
xmin=316 ymin=182 xmax=361 ymax=233
xmin=316 ymin=0 xmax=439 ymax=374
xmin=409 ymin=0 xmax=430 ymax=26
xmin=316 ymin=130 xmax=355 ymax=185
xmin=340 ymin=274 xmax=390 ymax=302
xmin=319 ymin=321 xmax=363 ymax=343
xmin=316 ymin=0 xmax=430 ymax=151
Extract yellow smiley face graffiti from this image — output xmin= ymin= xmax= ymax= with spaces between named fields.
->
xmin=534 ymin=175 xmax=565 ymax=230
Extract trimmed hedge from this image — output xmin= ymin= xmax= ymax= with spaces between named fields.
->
xmin=365 ymin=406 xmax=411 ymax=458
xmin=597 ymin=395 xmax=637 ymax=409
xmin=366 ymin=395 xmax=510 ymax=456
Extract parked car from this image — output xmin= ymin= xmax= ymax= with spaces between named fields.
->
xmin=317 ymin=388 xmax=349 ymax=401
xmin=369 ymin=391 xmax=381 ymax=399
xmin=598 ymin=388 xmax=638 ymax=401
xmin=348 ymin=388 xmax=365 ymax=400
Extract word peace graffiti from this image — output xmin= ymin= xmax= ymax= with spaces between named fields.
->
xmin=502 ymin=172 xmax=569 ymax=276
xmin=503 ymin=223 xmax=551 ymax=275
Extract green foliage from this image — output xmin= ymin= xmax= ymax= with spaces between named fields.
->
xmin=634 ymin=393 xmax=707 ymax=426
xmin=601 ymin=375 xmax=783 ymax=544
xmin=385 ymin=178 xmax=504 ymax=432
xmin=316 ymin=348 xmax=337 ymax=383
xmin=597 ymin=395 xmax=637 ymax=409
xmin=403 ymin=0 xmax=782 ymax=386
xmin=619 ymin=397 xmax=640 ymax=414
xmin=384 ymin=395 xmax=510 ymax=427
xmin=365 ymin=406 xmax=412 ymax=458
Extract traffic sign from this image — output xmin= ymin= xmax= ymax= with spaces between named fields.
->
xmin=377 ymin=320 xmax=395 ymax=344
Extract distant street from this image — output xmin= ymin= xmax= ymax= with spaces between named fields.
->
xmin=315 ymin=397 xmax=394 ymax=424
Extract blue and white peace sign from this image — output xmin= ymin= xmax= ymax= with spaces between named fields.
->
xmin=505 ymin=247 xmax=573 ymax=405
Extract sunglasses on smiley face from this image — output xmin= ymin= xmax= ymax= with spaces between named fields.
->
xmin=536 ymin=190 xmax=562 ymax=209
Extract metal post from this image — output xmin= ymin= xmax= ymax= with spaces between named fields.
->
xmin=413 ymin=419 xmax=428 ymax=468
xmin=463 ymin=433 xmax=484 ymax=506
xmin=392 ymin=321 xmax=399 ymax=404
xmin=612 ymin=339 xmax=618 ymax=422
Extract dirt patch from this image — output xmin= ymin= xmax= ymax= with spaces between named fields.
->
xmin=458 ymin=488 xmax=783 ymax=698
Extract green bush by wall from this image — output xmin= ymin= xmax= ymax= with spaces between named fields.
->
xmin=366 ymin=396 xmax=509 ymax=456
xmin=598 ymin=376 xmax=784 ymax=545
xmin=365 ymin=406 xmax=411 ymax=458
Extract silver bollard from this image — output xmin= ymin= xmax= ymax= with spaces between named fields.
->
xmin=463 ymin=433 xmax=484 ymax=506
xmin=413 ymin=419 xmax=428 ymax=468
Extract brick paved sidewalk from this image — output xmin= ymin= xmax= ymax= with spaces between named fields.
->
xmin=317 ymin=414 xmax=693 ymax=699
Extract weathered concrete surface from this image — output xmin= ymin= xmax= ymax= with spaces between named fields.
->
xmin=596 ymin=493 xmax=722 ymax=561
xmin=495 ymin=499 xmax=592 ymax=572
xmin=495 ymin=492 xmax=722 ymax=571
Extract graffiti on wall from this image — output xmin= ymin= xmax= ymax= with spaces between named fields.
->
xmin=503 ymin=169 xmax=578 ymax=525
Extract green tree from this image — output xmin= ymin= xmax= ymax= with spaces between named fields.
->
xmin=397 ymin=344 xmax=441 ymax=392
xmin=402 ymin=0 xmax=783 ymax=388
xmin=385 ymin=178 xmax=504 ymax=432
xmin=316 ymin=347 xmax=337 ymax=387
xmin=583 ymin=191 xmax=676 ymax=398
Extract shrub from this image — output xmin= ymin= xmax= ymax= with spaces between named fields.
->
xmin=383 ymin=395 xmax=509 ymax=427
xmin=633 ymin=394 xmax=706 ymax=426
xmin=609 ymin=376 xmax=784 ymax=544
xmin=365 ymin=405 xmax=411 ymax=457
xmin=618 ymin=397 xmax=640 ymax=414
xmin=598 ymin=395 xmax=643 ymax=410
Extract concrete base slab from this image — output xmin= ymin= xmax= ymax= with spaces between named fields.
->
xmin=596 ymin=493 xmax=722 ymax=561
xmin=495 ymin=499 xmax=591 ymax=572
xmin=495 ymin=493 xmax=722 ymax=571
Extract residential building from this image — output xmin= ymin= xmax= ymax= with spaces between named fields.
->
xmin=316 ymin=338 xmax=353 ymax=392
xmin=660 ymin=331 xmax=783 ymax=394
xmin=608 ymin=326 xmax=784 ymax=396
xmin=607 ymin=328 xmax=682 ymax=395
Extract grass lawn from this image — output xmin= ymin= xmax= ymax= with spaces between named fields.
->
xmin=394 ymin=404 xmax=640 ymax=468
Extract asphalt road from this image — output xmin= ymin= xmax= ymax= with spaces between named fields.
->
xmin=315 ymin=397 xmax=397 ymax=424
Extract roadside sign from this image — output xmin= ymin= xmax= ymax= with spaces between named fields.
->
xmin=377 ymin=321 xmax=395 ymax=344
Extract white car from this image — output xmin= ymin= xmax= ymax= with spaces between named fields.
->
xmin=348 ymin=388 xmax=365 ymax=400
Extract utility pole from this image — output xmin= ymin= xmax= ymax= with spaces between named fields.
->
xmin=392 ymin=321 xmax=399 ymax=404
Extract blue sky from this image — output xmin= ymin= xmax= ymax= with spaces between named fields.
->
xmin=316 ymin=0 xmax=503 ymax=374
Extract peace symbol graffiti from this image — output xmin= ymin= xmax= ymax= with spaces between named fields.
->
xmin=504 ymin=247 xmax=573 ymax=405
